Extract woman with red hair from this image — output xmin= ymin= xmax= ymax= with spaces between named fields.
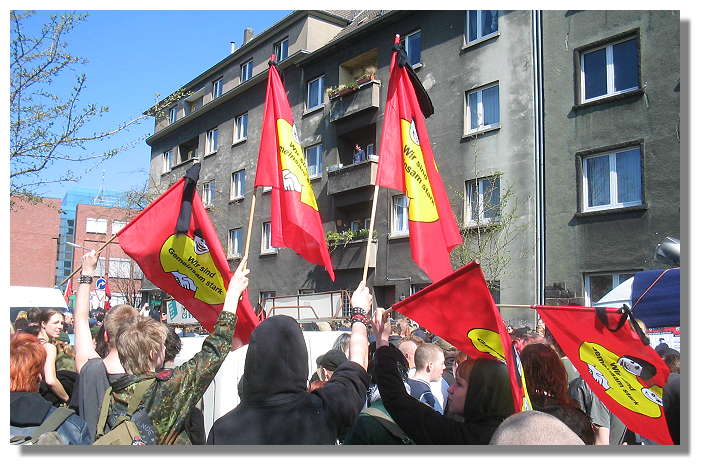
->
xmin=10 ymin=333 xmax=91 ymax=445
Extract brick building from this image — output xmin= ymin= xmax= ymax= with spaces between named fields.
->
xmin=10 ymin=197 xmax=62 ymax=287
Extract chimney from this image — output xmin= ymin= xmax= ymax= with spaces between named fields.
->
xmin=230 ymin=41 xmax=237 ymax=54
xmin=243 ymin=27 xmax=254 ymax=44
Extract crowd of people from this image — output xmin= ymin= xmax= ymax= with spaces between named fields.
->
xmin=9 ymin=251 xmax=681 ymax=446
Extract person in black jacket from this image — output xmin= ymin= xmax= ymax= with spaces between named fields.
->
xmin=371 ymin=308 xmax=515 ymax=444
xmin=207 ymin=281 xmax=372 ymax=444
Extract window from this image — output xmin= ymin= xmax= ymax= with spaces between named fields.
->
xmin=132 ymin=263 xmax=143 ymax=280
xmin=212 ymin=77 xmax=223 ymax=99
xmin=241 ymin=60 xmax=253 ymax=82
xmin=391 ymin=195 xmax=409 ymax=235
xmin=86 ymin=218 xmax=107 ymax=234
xmin=306 ymin=144 xmax=323 ymax=179
xmin=206 ymin=128 xmax=219 ymax=155
xmin=465 ymin=10 xmax=499 ymax=44
xmin=581 ymin=147 xmax=642 ymax=212
xmin=402 ymin=30 xmax=422 ymax=67
xmin=580 ymin=37 xmax=639 ymax=103
xmin=307 ymin=76 xmax=325 ymax=110
xmin=91 ymin=257 xmax=106 ymax=277
xmin=274 ymin=38 xmax=289 ymax=62
xmin=169 ymin=106 xmax=177 ymax=124
xmin=228 ymin=228 xmax=243 ymax=258
xmin=230 ymin=170 xmax=246 ymax=200
xmin=466 ymin=83 xmax=500 ymax=133
xmin=162 ymin=150 xmax=174 ymax=173
xmin=261 ymin=221 xmax=276 ymax=254
xmin=465 ymin=176 xmax=501 ymax=225
xmin=366 ymin=143 xmax=375 ymax=157
xmin=202 ymin=181 xmax=215 ymax=207
xmin=488 ymin=280 xmax=500 ymax=304
xmin=109 ymin=258 xmax=132 ymax=278
xmin=584 ymin=272 xmax=635 ymax=306
xmin=112 ymin=220 xmax=127 ymax=234
xmin=234 ymin=113 xmax=248 ymax=143
xmin=259 ymin=291 xmax=276 ymax=310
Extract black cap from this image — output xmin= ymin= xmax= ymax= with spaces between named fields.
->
xmin=316 ymin=349 xmax=348 ymax=371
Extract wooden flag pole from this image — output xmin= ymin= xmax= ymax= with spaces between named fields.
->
xmin=241 ymin=191 xmax=258 ymax=271
xmin=58 ymin=233 xmax=118 ymax=286
xmin=362 ymin=184 xmax=381 ymax=284
xmin=496 ymin=304 xmax=535 ymax=309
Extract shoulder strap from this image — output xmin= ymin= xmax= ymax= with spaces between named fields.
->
xmin=95 ymin=385 xmax=115 ymax=439
xmin=361 ymin=407 xmax=414 ymax=444
xmin=94 ymin=378 xmax=155 ymax=439
xmin=127 ymin=379 xmax=155 ymax=415
xmin=28 ymin=407 xmax=75 ymax=444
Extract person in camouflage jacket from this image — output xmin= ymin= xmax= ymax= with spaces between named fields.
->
xmin=102 ymin=263 xmax=250 ymax=445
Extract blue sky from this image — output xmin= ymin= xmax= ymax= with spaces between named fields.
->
xmin=13 ymin=10 xmax=291 ymax=199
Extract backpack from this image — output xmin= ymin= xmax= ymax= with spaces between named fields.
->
xmin=10 ymin=407 xmax=75 ymax=445
xmin=93 ymin=379 xmax=155 ymax=445
xmin=360 ymin=406 xmax=415 ymax=444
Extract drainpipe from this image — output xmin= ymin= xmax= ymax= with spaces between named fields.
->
xmin=532 ymin=10 xmax=546 ymax=310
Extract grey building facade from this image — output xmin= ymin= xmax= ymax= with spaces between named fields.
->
xmin=145 ymin=10 xmax=679 ymax=327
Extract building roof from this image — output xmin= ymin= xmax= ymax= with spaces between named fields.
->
xmin=332 ymin=10 xmax=391 ymax=40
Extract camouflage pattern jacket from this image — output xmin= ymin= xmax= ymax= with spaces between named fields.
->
xmin=105 ymin=310 xmax=236 ymax=445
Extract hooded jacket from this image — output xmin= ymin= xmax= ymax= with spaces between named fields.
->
xmin=207 ymin=315 xmax=369 ymax=444
xmin=374 ymin=345 xmax=514 ymax=444
xmin=10 ymin=392 xmax=92 ymax=445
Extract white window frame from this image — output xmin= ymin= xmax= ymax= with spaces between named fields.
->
xmin=261 ymin=221 xmax=277 ymax=254
xmin=206 ymin=127 xmax=219 ymax=155
xmin=169 ymin=106 xmax=177 ymax=124
xmin=241 ymin=60 xmax=253 ymax=82
xmin=465 ymin=10 xmax=499 ymax=45
xmin=86 ymin=218 xmax=107 ymax=234
xmin=202 ymin=181 xmax=215 ymax=207
xmin=111 ymin=220 xmax=127 ymax=234
xmin=212 ymin=77 xmax=223 ymax=100
xmin=108 ymin=257 xmax=132 ymax=279
xmin=584 ymin=271 xmax=636 ymax=306
xmin=228 ymin=228 xmax=243 ymax=258
xmin=581 ymin=146 xmax=642 ymax=213
xmin=465 ymin=176 xmax=501 ymax=226
xmin=465 ymin=82 xmax=500 ymax=134
xmin=307 ymin=76 xmax=325 ymax=110
xmin=402 ymin=30 xmax=422 ymax=67
xmin=233 ymin=112 xmax=248 ymax=143
xmin=162 ymin=150 xmax=174 ymax=173
xmin=274 ymin=38 xmax=289 ymax=62
xmin=580 ymin=37 xmax=640 ymax=104
xmin=94 ymin=257 xmax=107 ymax=277
xmin=306 ymin=144 xmax=323 ymax=179
xmin=230 ymin=169 xmax=246 ymax=200
xmin=390 ymin=195 xmax=409 ymax=237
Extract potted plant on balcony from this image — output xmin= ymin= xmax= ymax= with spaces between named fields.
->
xmin=338 ymin=81 xmax=359 ymax=97
xmin=355 ymin=72 xmax=375 ymax=86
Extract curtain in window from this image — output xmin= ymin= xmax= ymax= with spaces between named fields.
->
xmin=613 ymin=39 xmax=639 ymax=92
xmin=482 ymin=85 xmax=500 ymax=126
xmin=586 ymin=155 xmax=610 ymax=207
xmin=393 ymin=196 xmax=409 ymax=232
xmin=468 ymin=11 xmax=478 ymax=41
xmin=481 ymin=10 xmax=498 ymax=36
xmin=583 ymin=48 xmax=607 ymax=99
xmin=466 ymin=181 xmax=479 ymax=222
xmin=616 ymin=148 xmax=641 ymax=204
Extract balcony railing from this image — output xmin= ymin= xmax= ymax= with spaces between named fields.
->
xmin=329 ymin=80 xmax=380 ymax=122
xmin=327 ymin=158 xmax=378 ymax=195
xmin=329 ymin=239 xmax=377 ymax=270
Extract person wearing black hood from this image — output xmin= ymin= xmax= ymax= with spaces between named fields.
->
xmin=371 ymin=308 xmax=515 ymax=444
xmin=207 ymin=281 xmax=372 ymax=444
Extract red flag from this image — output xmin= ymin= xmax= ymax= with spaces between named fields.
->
xmin=103 ymin=275 xmax=112 ymax=310
xmin=116 ymin=170 xmax=260 ymax=343
xmin=254 ymin=58 xmax=335 ymax=281
xmin=377 ymin=35 xmax=462 ymax=282
xmin=391 ymin=262 xmax=531 ymax=413
xmin=64 ymin=277 xmax=73 ymax=306
xmin=536 ymin=305 xmax=674 ymax=445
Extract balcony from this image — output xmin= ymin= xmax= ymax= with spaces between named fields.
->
xmin=329 ymin=239 xmax=377 ymax=270
xmin=329 ymin=80 xmax=380 ymax=122
xmin=327 ymin=159 xmax=378 ymax=196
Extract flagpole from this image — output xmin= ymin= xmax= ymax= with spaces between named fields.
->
xmin=58 ymin=233 xmax=118 ymax=286
xmin=362 ymin=184 xmax=380 ymax=284
xmin=241 ymin=191 xmax=258 ymax=271
xmin=496 ymin=304 xmax=535 ymax=309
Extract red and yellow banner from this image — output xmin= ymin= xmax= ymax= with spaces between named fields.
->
xmin=377 ymin=36 xmax=461 ymax=282
xmin=254 ymin=60 xmax=335 ymax=281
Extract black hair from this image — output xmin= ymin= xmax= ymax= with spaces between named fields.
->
xmin=164 ymin=326 xmax=182 ymax=363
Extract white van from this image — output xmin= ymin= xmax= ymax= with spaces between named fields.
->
xmin=9 ymin=286 xmax=68 ymax=322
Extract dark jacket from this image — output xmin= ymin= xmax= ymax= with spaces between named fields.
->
xmin=375 ymin=345 xmax=514 ymax=444
xmin=10 ymin=392 xmax=92 ymax=445
xmin=207 ymin=315 xmax=369 ymax=444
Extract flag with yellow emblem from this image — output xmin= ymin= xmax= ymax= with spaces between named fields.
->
xmin=254 ymin=57 xmax=335 ymax=281
xmin=377 ymin=35 xmax=461 ymax=282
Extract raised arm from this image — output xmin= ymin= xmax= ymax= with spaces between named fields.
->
xmin=348 ymin=281 xmax=372 ymax=370
xmin=74 ymin=251 xmax=100 ymax=372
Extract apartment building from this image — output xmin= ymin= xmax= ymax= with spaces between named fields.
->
xmin=145 ymin=10 xmax=679 ymax=326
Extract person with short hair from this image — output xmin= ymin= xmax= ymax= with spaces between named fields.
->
xmin=10 ymin=333 xmax=91 ymax=445
xmin=490 ymin=411 xmax=585 ymax=445
xmin=407 ymin=343 xmax=446 ymax=413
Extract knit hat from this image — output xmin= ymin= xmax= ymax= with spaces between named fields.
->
xmin=316 ymin=349 xmax=348 ymax=371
